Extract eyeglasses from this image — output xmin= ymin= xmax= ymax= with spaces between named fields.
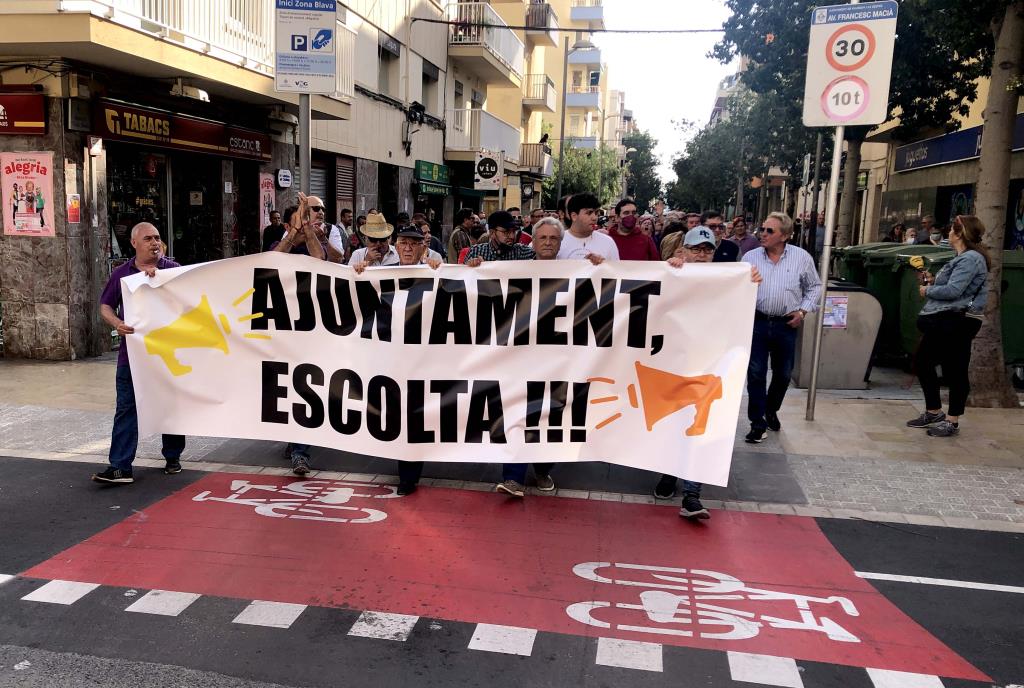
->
xmin=309 ymin=206 xmax=325 ymax=212
xmin=760 ymin=227 xmax=777 ymax=235
xmin=705 ymin=223 xmax=724 ymax=230
xmin=687 ymin=245 xmax=715 ymax=254
xmin=366 ymin=237 xmax=389 ymax=244
xmin=493 ymin=227 xmax=517 ymax=236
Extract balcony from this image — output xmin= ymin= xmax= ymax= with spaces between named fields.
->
xmin=570 ymin=0 xmax=605 ymax=28
xmin=447 ymin=2 xmax=525 ymax=87
xmin=0 ymin=0 xmax=353 ymax=119
xmin=565 ymin=135 xmax=598 ymax=150
xmin=525 ymin=3 xmax=559 ymax=48
xmin=520 ymin=143 xmax=554 ymax=177
xmin=565 ymin=86 xmax=600 ymax=109
xmin=446 ymin=108 xmax=522 ymax=165
xmin=523 ymin=74 xmax=556 ymax=112
xmin=567 ymin=47 xmax=602 ymax=66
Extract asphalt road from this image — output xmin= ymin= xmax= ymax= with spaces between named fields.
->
xmin=0 ymin=455 xmax=1020 ymax=688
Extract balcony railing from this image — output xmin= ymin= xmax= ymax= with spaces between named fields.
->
xmin=447 ymin=108 xmax=521 ymax=164
xmin=525 ymin=3 xmax=558 ymax=32
xmin=1 ymin=0 xmax=356 ymax=101
xmin=571 ymin=0 xmax=602 ymax=5
xmin=520 ymin=143 xmax=553 ymax=176
xmin=523 ymin=74 xmax=556 ymax=110
xmin=447 ymin=2 xmax=525 ymax=79
xmin=568 ymin=48 xmax=602 ymax=65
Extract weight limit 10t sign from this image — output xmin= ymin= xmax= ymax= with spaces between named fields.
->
xmin=802 ymin=1 xmax=898 ymax=127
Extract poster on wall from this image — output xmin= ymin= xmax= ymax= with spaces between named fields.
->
xmin=1 ymin=151 xmax=55 ymax=237
xmin=259 ymin=173 xmax=275 ymax=229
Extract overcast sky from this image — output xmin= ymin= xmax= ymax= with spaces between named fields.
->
xmin=596 ymin=0 xmax=740 ymax=187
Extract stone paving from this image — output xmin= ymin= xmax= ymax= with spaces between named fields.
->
xmin=1 ymin=357 xmax=1022 ymax=526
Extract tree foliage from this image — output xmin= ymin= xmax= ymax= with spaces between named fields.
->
xmin=543 ymin=145 xmax=621 ymax=208
xmin=621 ymin=130 xmax=662 ymax=211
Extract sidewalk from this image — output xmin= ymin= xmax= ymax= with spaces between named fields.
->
xmin=1 ymin=356 xmax=1022 ymax=526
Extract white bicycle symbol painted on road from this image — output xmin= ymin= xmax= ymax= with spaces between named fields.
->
xmin=192 ymin=479 xmax=400 ymax=524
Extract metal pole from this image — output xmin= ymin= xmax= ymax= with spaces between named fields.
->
xmin=805 ymin=125 xmax=844 ymax=421
xmin=554 ymin=36 xmax=570 ymax=203
xmin=298 ymin=93 xmax=311 ymax=195
xmin=497 ymin=149 xmax=505 ymax=209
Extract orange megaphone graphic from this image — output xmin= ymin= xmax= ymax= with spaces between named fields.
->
xmin=143 ymin=295 xmax=229 ymax=376
xmin=629 ymin=361 xmax=723 ymax=436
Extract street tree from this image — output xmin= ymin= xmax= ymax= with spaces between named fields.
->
xmin=543 ymin=144 xmax=620 ymax=208
xmin=621 ymin=130 xmax=662 ymax=210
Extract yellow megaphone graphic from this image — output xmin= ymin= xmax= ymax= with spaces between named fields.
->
xmin=144 ymin=295 xmax=229 ymax=376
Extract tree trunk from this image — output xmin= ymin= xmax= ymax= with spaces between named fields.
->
xmin=835 ymin=127 xmax=867 ymax=247
xmin=968 ymin=1 xmax=1024 ymax=408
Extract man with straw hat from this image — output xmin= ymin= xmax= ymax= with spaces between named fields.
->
xmin=348 ymin=212 xmax=399 ymax=266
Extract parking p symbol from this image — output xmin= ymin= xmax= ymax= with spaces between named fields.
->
xmin=291 ymin=34 xmax=307 ymax=51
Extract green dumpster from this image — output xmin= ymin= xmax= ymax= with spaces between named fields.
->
xmin=836 ymin=241 xmax=891 ymax=286
xmin=863 ymin=245 xmax=923 ymax=357
xmin=895 ymin=249 xmax=956 ymax=356
xmin=1000 ymin=250 xmax=1024 ymax=364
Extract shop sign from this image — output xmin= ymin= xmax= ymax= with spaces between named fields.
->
xmin=0 ymin=93 xmax=46 ymax=136
xmin=94 ymin=100 xmax=272 ymax=162
xmin=894 ymin=113 xmax=1024 ymax=173
xmin=418 ymin=181 xmax=449 ymax=196
xmin=277 ymin=168 xmax=293 ymax=188
xmin=414 ymin=160 xmax=449 ymax=185
xmin=1 ymin=151 xmax=55 ymax=236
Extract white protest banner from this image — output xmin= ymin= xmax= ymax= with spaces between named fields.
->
xmin=122 ymin=253 xmax=756 ymax=486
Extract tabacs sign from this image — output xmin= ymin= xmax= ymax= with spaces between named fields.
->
xmin=414 ymin=160 xmax=449 ymax=185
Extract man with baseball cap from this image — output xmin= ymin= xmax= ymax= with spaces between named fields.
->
xmin=348 ymin=212 xmax=399 ymax=267
xmin=653 ymin=226 xmax=762 ymax=520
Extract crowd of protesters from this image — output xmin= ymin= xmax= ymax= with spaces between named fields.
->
xmin=91 ymin=190 xmax=994 ymax=523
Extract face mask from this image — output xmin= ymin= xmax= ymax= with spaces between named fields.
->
xmin=904 ymin=237 xmax=916 ymax=244
xmin=620 ymin=215 xmax=638 ymax=230
xmin=930 ymin=233 xmax=942 ymax=242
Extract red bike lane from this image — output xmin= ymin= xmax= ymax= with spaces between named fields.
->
xmin=23 ymin=472 xmax=987 ymax=681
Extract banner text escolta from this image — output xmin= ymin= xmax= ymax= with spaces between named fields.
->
xmin=122 ymin=254 xmax=757 ymax=485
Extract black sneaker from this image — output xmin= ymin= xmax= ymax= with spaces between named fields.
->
xmin=397 ymin=482 xmax=418 ymax=496
xmin=92 ymin=467 xmax=133 ymax=484
xmin=745 ymin=427 xmax=767 ymax=443
xmin=164 ymin=461 xmax=182 ymax=475
xmin=907 ymin=411 xmax=946 ymax=428
xmin=679 ymin=493 xmax=710 ymax=520
xmin=291 ymin=454 xmax=311 ymax=476
xmin=766 ymin=411 xmax=782 ymax=432
xmin=926 ymin=420 xmax=960 ymax=437
xmin=653 ymin=475 xmax=676 ymax=500
xmin=535 ymin=473 xmax=556 ymax=492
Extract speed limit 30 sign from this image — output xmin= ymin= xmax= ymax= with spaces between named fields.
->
xmin=802 ymin=1 xmax=898 ymax=127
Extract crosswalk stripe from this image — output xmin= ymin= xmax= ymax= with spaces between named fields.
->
xmin=21 ymin=580 xmax=100 ymax=605
xmin=595 ymin=637 xmax=663 ymax=672
xmin=125 ymin=590 xmax=202 ymax=617
xmin=232 ymin=600 xmax=307 ymax=629
xmin=866 ymin=668 xmax=944 ymax=688
xmin=728 ymin=651 xmax=804 ymax=688
xmin=347 ymin=611 xmax=419 ymax=641
xmin=0 ymin=574 xmax=13 ymax=586
xmin=467 ymin=624 xmax=537 ymax=656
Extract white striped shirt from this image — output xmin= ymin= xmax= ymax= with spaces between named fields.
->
xmin=742 ymin=244 xmax=822 ymax=316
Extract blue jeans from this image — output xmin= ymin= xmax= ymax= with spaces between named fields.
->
xmin=660 ymin=475 xmax=702 ymax=495
xmin=287 ymin=443 xmax=311 ymax=458
xmin=502 ymin=463 xmax=528 ymax=483
xmin=109 ymin=366 xmax=185 ymax=472
xmin=746 ymin=318 xmax=799 ymax=429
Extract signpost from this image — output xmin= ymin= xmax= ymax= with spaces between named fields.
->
xmin=475 ymin=150 xmax=505 ymax=207
xmin=274 ymin=0 xmax=337 ymax=195
xmin=802 ymin=0 xmax=898 ymax=420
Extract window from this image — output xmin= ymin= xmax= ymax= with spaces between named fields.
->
xmin=572 ymin=71 xmax=583 ymax=92
xmin=454 ymin=80 xmax=464 ymax=109
xmin=421 ymin=60 xmax=440 ymax=114
xmin=378 ymin=50 xmax=398 ymax=96
xmin=589 ymin=71 xmax=600 ymax=89
xmin=569 ymin=115 xmax=581 ymax=137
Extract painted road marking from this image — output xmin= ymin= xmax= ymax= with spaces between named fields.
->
xmin=856 ymin=571 xmax=1024 ymax=595
xmin=347 ymin=611 xmax=419 ymax=641
xmin=595 ymin=637 xmax=663 ymax=672
xmin=232 ymin=600 xmax=307 ymax=629
xmin=467 ymin=624 xmax=537 ymax=656
xmin=125 ymin=590 xmax=202 ymax=617
xmin=0 ymin=574 xmax=12 ymax=586
xmin=728 ymin=651 xmax=804 ymax=688
xmin=866 ymin=668 xmax=944 ymax=688
xmin=21 ymin=580 xmax=99 ymax=605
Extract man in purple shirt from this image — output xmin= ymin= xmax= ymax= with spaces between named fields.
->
xmin=728 ymin=216 xmax=760 ymax=256
xmin=93 ymin=222 xmax=186 ymax=484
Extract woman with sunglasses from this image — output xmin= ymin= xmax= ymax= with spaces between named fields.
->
xmin=907 ymin=215 xmax=991 ymax=438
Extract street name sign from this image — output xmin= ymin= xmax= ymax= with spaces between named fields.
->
xmin=275 ymin=0 xmax=337 ymax=93
xmin=802 ymin=1 xmax=898 ymax=127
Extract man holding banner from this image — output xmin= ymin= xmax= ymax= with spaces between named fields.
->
xmin=92 ymin=223 xmax=186 ymax=485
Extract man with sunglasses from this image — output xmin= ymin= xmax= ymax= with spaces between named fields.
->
xmin=742 ymin=212 xmax=821 ymax=444
xmin=701 ymin=211 xmax=739 ymax=263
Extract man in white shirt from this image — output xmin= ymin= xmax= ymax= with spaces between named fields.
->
xmin=325 ymin=207 xmax=353 ymax=263
xmin=556 ymin=193 xmax=620 ymax=261
xmin=348 ymin=212 xmax=399 ymax=266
